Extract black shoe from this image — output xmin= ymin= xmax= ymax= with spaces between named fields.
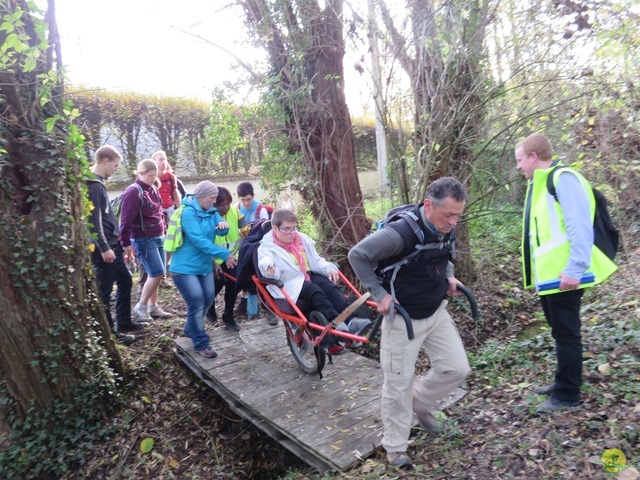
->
xmin=534 ymin=397 xmax=580 ymax=414
xmin=534 ymin=384 xmax=556 ymax=395
xmin=206 ymin=311 xmax=218 ymax=324
xmin=265 ymin=311 xmax=278 ymax=326
xmin=222 ymin=314 xmax=241 ymax=332
xmin=116 ymin=333 xmax=136 ymax=345
xmin=118 ymin=321 xmax=147 ymax=333
xmin=234 ymin=297 xmax=247 ymax=315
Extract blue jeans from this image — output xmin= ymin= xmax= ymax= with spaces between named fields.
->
xmin=172 ymin=271 xmax=215 ymax=351
xmin=131 ymin=236 xmax=165 ymax=278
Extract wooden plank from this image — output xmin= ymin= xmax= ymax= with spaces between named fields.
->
xmin=174 ymin=319 xmax=466 ymax=474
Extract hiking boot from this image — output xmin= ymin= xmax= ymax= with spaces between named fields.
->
xmin=415 ymin=408 xmax=439 ymax=432
xmin=222 ymin=314 xmax=241 ymax=332
xmin=159 ymin=278 xmax=173 ymax=289
xmin=265 ymin=311 xmax=278 ymax=325
xmin=116 ymin=333 xmax=136 ymax=346
xmin=534 ymin=384 xmax=556 ymax=395
xmin=234 ymin=297 xmax=247 ymax=316
xmin=387 ymin=451 xmax=413 ymax=469
xmin=534 ymin=397 xmax=580 ymax=414
xmin=117 ymin=321 xmax=147 ymax=333
xmin=133 ymin=303 xmax=152 ymax=322
xmin=196 ymin=348 xmax=218 ymax=358
xmin=148 ymin=305 xmax=173 ymax=318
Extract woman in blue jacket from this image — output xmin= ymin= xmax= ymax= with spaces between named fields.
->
xmin=169 ymin=181 xmax=237 ymax=358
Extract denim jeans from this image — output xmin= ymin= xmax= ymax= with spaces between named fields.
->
xmin=131 ymin=235 xmax=165 ymax=278
xmin=91 ymin=244 xmax=133 ymax=330
xmin=172 ymin=271 xmax=215 ymax=351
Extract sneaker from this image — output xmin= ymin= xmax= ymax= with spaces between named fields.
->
xmin=387 ymin=451 xmax=413 ymax=469
xmin=327 ymin=344 xmax=346 ymax=356
xmin=133 ymin=303 xmax=152 ymax=322
xmin=148 ymin=305 xmax=173 ymax=318
xmin=534 ymin=397 xmax=580 ymax=414
xmin=116 ymin=333 xmax=136 ymax=346
xmin=265 ymin=311 xmax=278 ymax=326
xmin=534 ymin=384 xmax=555 ymax=395
xmin=415 ymin=408 xmax=439 ymax=432
xmin=348 ymin=317 xmax=372 ymax=336
xmin=117 ymin=321 xmax=147 ymax=333
xmin=196 ymin=348 xmax=218 ymax=358
xmin=234 ymin=297 xmax=247 ymax=316
xmin=222 ymin=314 xmax=241 ymax=332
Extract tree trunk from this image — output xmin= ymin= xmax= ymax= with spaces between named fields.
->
xmin=240 ymin=0 xmax=369 ymax=258
xmin=0 ymin=0 xmax=122 ymax=429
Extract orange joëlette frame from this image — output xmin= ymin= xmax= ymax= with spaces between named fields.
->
xmin=251 ymin=271 xmax=372 ymax=347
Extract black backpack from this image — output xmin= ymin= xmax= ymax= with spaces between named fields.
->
xmin=547 ymin=166 xmax=619 ymax=261
xmin=236 ymin=219 xmax=271 ymax=294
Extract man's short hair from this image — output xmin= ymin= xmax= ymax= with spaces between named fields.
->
xmin=237 ymin=181 xmax=255 ymax=197
xmin=426 ymin=177 xmax=467 ymax=206
xmin=516 ymin=133 xmax=553 ymax=162
xmin=94 ymin=145 xmax=122 ymax=164
xmin=151 ymin=150 xmax=167 ymax=161
xmin=271 ymin=208 xmax=297 ymax=227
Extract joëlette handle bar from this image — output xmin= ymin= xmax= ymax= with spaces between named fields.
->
xmin=368 ymin=284 xmax=479 ymax=341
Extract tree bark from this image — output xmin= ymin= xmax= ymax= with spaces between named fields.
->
xmin=240 ymin=0 xmax=369 ymax=259
xmin=0 ymin=0 xmax=122 ymax=424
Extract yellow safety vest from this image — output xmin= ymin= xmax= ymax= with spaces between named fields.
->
xmin=521 ymin=165 xmax=617 ymax=295
xmin=214 ymin=206 xmax=242 ymax=265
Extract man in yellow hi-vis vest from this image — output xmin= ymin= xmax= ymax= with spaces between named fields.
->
xmin=516 ymin=133 xmax=617 ymax=414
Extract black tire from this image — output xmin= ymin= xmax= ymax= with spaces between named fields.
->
xmin=285 ymin=311 xmax=327 ymax=375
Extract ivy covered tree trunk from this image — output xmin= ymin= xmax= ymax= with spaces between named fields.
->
xmin=240 ymin=0 xmax=369 ymax=260
xmin=0 ymin=1 xmax=123 ymax=475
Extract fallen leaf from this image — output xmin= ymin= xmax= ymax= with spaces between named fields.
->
xmin=140 ymin=438 xmax=154 ymax=454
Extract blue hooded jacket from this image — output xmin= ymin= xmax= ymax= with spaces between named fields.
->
xmin=168 ymin=195 xmax=230 ymax=276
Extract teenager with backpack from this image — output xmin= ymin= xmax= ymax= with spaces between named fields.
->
xmin=348 ymin=177 xmax=471 ymax=469
xmin=86 ymin=146 xmax=145 ymax=345
xmin=515 ymin=133 xmax=617 ymax=414
xmin=235 ymin=181 xmax=275 ymax=322
xmin=120 ymin=159 xmax=173 ymax=322
xmin=152 ymin=150 xmax=182 ymax=289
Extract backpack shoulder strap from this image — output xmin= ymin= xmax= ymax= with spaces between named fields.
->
xmin=547 ymin=165 xmax=577 ymax=202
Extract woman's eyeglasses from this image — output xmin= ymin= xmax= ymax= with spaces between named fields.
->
xmin=277 ymin=226 xmax=297 ymax=233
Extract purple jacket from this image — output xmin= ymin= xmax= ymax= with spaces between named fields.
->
xmin=119 ymin=179 xmax=165 ymax=247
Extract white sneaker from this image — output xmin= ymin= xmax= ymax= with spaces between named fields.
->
xmin=133 ymin=303 xmax=152 ymax=322
xmin=148 ymin=305 xmax=172 ymax=318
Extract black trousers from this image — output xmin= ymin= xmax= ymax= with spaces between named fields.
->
xmin=212 ymin=263 xmax=239 ymax=317
xmin=91 ymin=244 xmax=133 ymax=330
xmin=540 ymin=289 xmax=584 ymax=402
xmin=297 ymin=272 xmax=348 ymax=322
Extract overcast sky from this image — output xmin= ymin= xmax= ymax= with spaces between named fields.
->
xmin=55 ymin=1 xmax=253 ymax=101
xmin=53 ymin=0 xmax=372 ymax=115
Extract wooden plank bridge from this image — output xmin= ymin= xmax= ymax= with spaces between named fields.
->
xmin=174 ymin=319 xmax=466 ymax=474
